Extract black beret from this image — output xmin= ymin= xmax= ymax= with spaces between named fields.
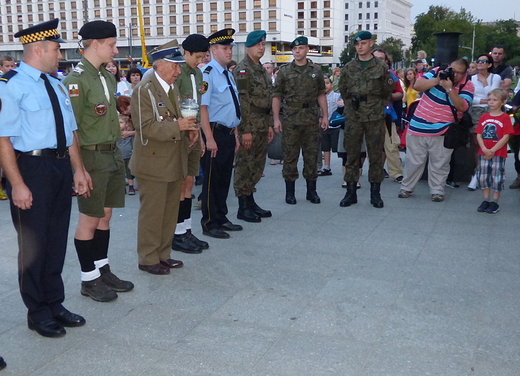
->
xmin=182 ymin=34 xmax=210 ymax=53
xmin=14 ymin=18 xmax=65 ymax=45
xmin=79 ymin=21 xmax=117 ymax=40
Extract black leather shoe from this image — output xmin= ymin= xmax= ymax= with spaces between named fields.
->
xmin=138 ymin=263 xmax=170 ymax=275
xmin=0 ymin=356 xmax=6 ymax=370
xmin=160 ymin=259 xmax=184 ymax=268
xmin=81 ymin=276 xmax=118 ymax=302
xmin=172 ymin=233 xmax=203 ymax=254
xmin=54 ymin=310 xmax=86 ymax=327
xmin=219 ymin=221 xmax=243 ymax=231
xmin=99 ymin=264 xmax=134 ymax=292
xmin=28 ymin=318 xmax=66 ymax=338
xmin=203 ymin=228 xmax=230 ymax=239
xmin=187 ymin=230 xmax=209 ymax=249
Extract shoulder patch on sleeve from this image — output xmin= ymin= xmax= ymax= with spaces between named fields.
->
xmin=0 ymin=70 xmax=18 ymax=83
xmin=68 ymin=84 xmax=80 ymax=97
xmin=203 ymin=66 xmax=213 ymax=74
xmin=201 ymin=81 xmax=208 ymax=94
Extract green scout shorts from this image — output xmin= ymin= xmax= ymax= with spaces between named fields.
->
xmin=77 ymin=148 xmax=125 ymax=217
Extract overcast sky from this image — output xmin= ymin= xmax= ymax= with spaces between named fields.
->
xmin=410 ymin=1 xmax=519 ymax=23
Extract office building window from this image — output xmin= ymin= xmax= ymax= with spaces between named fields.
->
xmin=225 ymin=13 xmax=232 ymax=21
xmin=323 ymin=29 xmax=330 ymax=37
xmin=374 ymin=23 xmax=378 ymax=29
xmin=107 ymin=9 xmax=112 ymax=16
xmin=269 ymin=10 xmax=276 ymax=19
xmin=224 ymin=2 xmax=232 ymax=10
xmin=253 ymin=0 xmax=261 ymax=7
xmin=310 ymin=30 xmax=317 ymax=37
xmin=210 ymin=24 xmax=218 ymax=32
xmin=196 ymin=3 xmax=203 ymax=11
xmin=95 ymin=10 xmax=101 ymax=17
xmin=239 ymin=12 xmax=246 ymax=20
xmin=344 ymin=25 xmax=349 ymax=31
xmin=197 ymin=25 xmax=204 ymax=33
xmin=106 ymin=0 xmax=112 ymax=6
xmin=170 ymin=26 xmax=176 ymax=34
xmin=239 ymin=1 xmax=246 ymax=9
xmin=345 ymin=14 xmax=349 ymax=20
xmin=197 ymin=14 xmax=203 ymax=22
xmin=323 ymin=20 xmax=330 ymax=27
xmin=323 ymin=1 xmax=330 ymax=8
xmin=366 ymin=13 xmax=370 ymax=19
xmin=254 ymin=11 xmax=261 ymax=20
xmin=183 ymin=15 xmax=189 ymax=23
xmin=269 ymin=0 xmax=277 ymax=6
xmin=358 ymin=13 xmax=362 ymax=20
xmin=298 ymin=21 xmax=304 ymax=29
xmin=183 ymin=4 xmax=189 ymax=12
xmin=225 ymin=23 xmax=232 ymax=28
xmin=239 ymin=23 xmax=246 ymax=32
xmin=324 ymin=10 xmax=330 ymax=17
xmin=269 ymin=22 xmax=276 ymax=31
xmin=374 ymin=12 xmax=378 ymax=19
xmin=359 ymin=2 xmax=362 ymax=7
xmin=210 ymin=2 xmax=217 ymax=11
xmin=183 ymin=26 xmax=190 ymax=34
xmin=310 ymin=20 xmax=317 ymax=28
xmin=157 ymin=16 xmax=163 ymax=24
xmin=366 ymin=24 xmax=370 ymax=30
xmin=298 ymin=2 xmax=304 ymax=9
xmin=311 ymin=11 xmax=317 ymax=18
xmin=156 ymin=5 xmax=162 ymax=13
xmin=210 ymin=14 xmax=217 ymax=22
xmin=298 ymin=11 xmax=304 ymax=19
xmin=170 ymin=16 xmax=177 ymax=23
xmin=375 ymin=1 xmax=378 ymax=7
xmin=157 ymin=27 xmax=163 ymax=35
xmin=253 ymin=22 xmax=261 ymax=30
xmin=169 ymin=5 xmax=176 ymax=12
xmin=310 ymin=1 xmax=317 ymax=8
xmin=120 ymin=28 xmax=126 ymax=37
xmin=345 ymin=3 xmax=348 ymax=9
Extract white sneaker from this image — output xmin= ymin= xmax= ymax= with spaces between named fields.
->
xmin=468 ymin=175 xmax=478 ymax=191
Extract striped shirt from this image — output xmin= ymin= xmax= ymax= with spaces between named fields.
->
xmin=409 ymin=68 xmax=474 ymax=137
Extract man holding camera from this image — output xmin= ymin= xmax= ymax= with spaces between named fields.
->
xmin=398 ymin=58 xmax=474 ymax=202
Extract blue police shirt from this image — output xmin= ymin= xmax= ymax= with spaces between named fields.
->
xmin=0 ymin=62 xmax=77 ymax=152
xmin=200 ymin=59 xmax=241 ymax=128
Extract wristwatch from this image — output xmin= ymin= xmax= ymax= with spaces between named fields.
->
xmin=446 ymin=88 xmax=453 ymax=94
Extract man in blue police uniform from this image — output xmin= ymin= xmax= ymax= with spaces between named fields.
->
xmin=0 ymin=19 xmax=90 ymax=338
xmin=199 ymin=28 xmax=243 ymax=239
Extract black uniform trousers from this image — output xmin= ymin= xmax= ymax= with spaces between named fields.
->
xmin=200 ymin=123 xmax=236 ymax=232
xmin=6 ymin=154 xmax=72 ymax=323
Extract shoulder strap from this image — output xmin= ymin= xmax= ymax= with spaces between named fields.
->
xmin=203 ymin=66 xmax=213 ymax=74
xmin=0 ymin=70 xmax=18 ymax=83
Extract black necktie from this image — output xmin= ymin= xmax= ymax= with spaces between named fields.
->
xmin=223 ymin=70 xmax=241 ymax=119
xmin=41 ymin=74 xmax=66 ymax=157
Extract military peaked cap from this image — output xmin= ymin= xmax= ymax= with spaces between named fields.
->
xmin=14 ymin=18 xmax=65 ymax=45
xmin=150 ymin=40 xmax=185 ymax=63
xmin=208 ymin=28 xmax=236 ymax=46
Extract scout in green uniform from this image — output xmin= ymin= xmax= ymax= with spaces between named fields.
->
xmin=338 ymin=31 xmax=394 ymax=208
xmin=64 ymin=21 xmax=134 ymax=302
xmin=273 ymin=36 xmax=329 ymax=205
xmin=233 ymin=30 xmax=274 ymax=222
xmin=170 ymin=34 xmax=210 ymax=254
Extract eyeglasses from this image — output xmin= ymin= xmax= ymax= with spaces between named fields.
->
xmin=476 ymin=60 xmax=490 ymax=64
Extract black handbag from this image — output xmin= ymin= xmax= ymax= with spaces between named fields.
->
xmin=443 ymin=79 xmax=472 ymax=149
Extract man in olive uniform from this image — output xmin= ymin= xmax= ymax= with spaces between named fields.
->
xmin=171 ymin=34 xmax=210 ymax=254
xmin=273 ymin=36 xmax=329 ymax=205
xmin=338 ymin=31 xmax=394 ymax=208
xmin=64 ymin=21 xmax=134 ymax=302
xmin=233 ymin=30 xmax=274 ymax=222
xmin=130 ymin=41 xmax=197 ymax=275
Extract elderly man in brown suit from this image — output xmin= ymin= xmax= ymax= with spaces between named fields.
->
xmin=130 ymin=41 xmax=198 ymax=275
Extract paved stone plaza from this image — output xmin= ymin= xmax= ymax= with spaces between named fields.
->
xmin=1 ymin=155 xmax=519 ymax=375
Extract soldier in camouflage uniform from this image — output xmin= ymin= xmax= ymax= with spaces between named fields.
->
xmin=233 ymin=30 xmax=274 ymax=222
xmin=338 ymin=31 xmax=394 ymax=208
xmin=273 ymin=36 xmax=329 ymax=205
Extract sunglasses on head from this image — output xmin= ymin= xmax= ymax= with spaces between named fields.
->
xmin=476 ymin=59 xmax=490 ymax=64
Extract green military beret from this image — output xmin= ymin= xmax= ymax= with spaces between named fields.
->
xmin=245 ymin=30 xmax=266 ymax=48
xmin=290 ymin=36 xmax=308 ymax=48
xmin=353 ymin=31 xmax=372 ymax=43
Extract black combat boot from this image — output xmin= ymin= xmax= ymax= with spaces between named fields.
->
xmin=285 ymin=180 xmax=297 ymax=204
xmin=249 ymin=194 xmax=272 ymax=217
xmin=339 ymin=182 xmax=358 ymax=207
xmin=237 ymin=196 xmax=261 ymax=222
xmin=370 ymin=182 xmax=384 ymax=208
xmin=305 ymin=179 xmax=321 ymax=204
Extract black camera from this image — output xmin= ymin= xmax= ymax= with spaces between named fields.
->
xmin=438 ymin=66 xmax=455 ymax=81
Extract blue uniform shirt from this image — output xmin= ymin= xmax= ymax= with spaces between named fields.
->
xmin=0 ymin=62 xmax=77 ymax=152
xmin=200 ymin=59 xmax=241 ymax=128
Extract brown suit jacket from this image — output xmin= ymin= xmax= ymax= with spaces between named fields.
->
xmin=129 ymin=72 xmax=188 ymax=182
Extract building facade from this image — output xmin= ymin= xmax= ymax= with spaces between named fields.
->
xmin=0 ymin=0 xmax=412 ymax=69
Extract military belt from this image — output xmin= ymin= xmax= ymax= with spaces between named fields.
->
xmin=284 ymin=102 xmax=316 ymax=109
xmin=16 ymin=148 xmax=69 ymax=159
xmin=249 ymin=106 xmax=271 ymax=114
xmin=81 ymin=143 xmax=117 ymax=151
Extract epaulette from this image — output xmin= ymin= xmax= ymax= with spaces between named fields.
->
xmin=73 ymin=65 xmax=84 ymax=75
xmin=0 ymin=70 xmax=18 ymax=83
xmin=203 ymin=66 xmax=213 ymax=74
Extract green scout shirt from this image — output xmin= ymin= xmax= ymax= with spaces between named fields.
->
xmin=233 ymin=54 xmax=273 ymax=134
xmin=338 ymin=56 xmax=394 ymax=122
xmin=63 ymin=57 xmax=120 ymax=146
xmin=176 ymin=62 xmax=203 ymax=122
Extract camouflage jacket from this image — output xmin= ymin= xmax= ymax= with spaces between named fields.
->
xmin=273 ymin=59 xmax=325 ymax=109
xmin=339 ymin=56 xmax=394 ymax=122
xmin=234 ymin=54 xmax=273 ymax=134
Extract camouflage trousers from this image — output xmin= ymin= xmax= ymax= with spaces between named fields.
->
xmin=282 ymin=121 xmax=320 ymax=182
xmin=344 ymin=119 xmax=385 ymax=183
xmin=234 ymin=130 xmax=269 ymax=197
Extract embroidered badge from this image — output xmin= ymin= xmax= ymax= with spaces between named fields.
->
xmin=94 ymin=102 xmax=107 ymax=116
xmin=239 ymin=70 xmax=246 ymax=75
xmin=388 ymin=78 xmax=394 ymax=85
xmin=69 ymin=84 xmax=80 ymax=97
xmin=201 ymin=81 xmax=208 ymax=94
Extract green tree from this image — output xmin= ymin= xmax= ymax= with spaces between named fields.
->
xmin=339 ymin=33 xmax=358 ymax=65
xmin=375 ymin=37 xmax=405 ymax=65
xmin=483 ymin=20 xmax=520 ymax=65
